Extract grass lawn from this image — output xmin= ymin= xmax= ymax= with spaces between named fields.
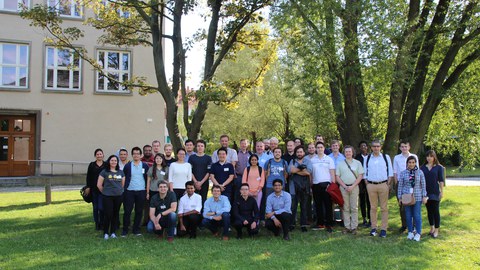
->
xmin=0 ymin=187 xmax=479 ymax=270
xmin=445 ymin=166 xmax=480 ymax=177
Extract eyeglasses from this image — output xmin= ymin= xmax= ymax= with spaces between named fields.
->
xmin=371 ymin=145 xmax=381 ymax=148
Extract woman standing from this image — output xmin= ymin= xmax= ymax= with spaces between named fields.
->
xmin=420 ymin=150 xmax=444 ymax=238
xmin=398 ymin=156 xmax=428 ymax=241
xmin=85 ymin=148 xmax=106 ymax=230
xmin=242 ymin=154 xmax=265 ymax=208
xmin=97 ymin=155 xmax=125 ymax=240
xmin=147 ymin=154 xmax=169 ymax=199
xmin=168 ymin=148 xmax=192 ymax=200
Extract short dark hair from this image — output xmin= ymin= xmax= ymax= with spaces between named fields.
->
xmin=157 ymin=180 xmax=169 ymax=188
xmin=185 ymin=180 xmax=195 ymax=188
xmin=196 ymin=139 xmax=206 ymax=147
xmin=211 ymin=185 xmax=222 ymax=191
xmin=131 ymin=146 xmax=142 ymax=155
xmin=217 ymin=147 xmax=228 ymax=155
xmin=272 ymin=179 xmax=283 ymax=186
xmin=143 ymin=144 xmax=152 ymax=150
xmin=185 ymin=139 xmax=194 ymax=145
xmin=273 ymin=147 xmax=282 ymax=154
xmin=358 ymin=140 xmax=368 ymax=147
xmin=220 ymin=134 xmax=229 ymax=140
xmin=240 ymin=183 xmax=249 ymax=188
xmin=406 ymin=155 xmax=417 ymax=166
xmin=119 ymin=148 xmax=128 ymax=154
xmin=94 ymin=148 xmax=103 ymax=156
xmin=294 ymin=145 xmax=305 ymax=155
xmin=176 ymin=148 xmax=186 ymax=155
xmin=315 ymin=141 xmax=325 ymax=147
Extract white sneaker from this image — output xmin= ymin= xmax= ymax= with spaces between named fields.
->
xmin=407 ymin=232 xmax=414 ymax=240
xmin=413 ymin=234 xmax=421 ymax=242
xmin=104 ymin=234 xmax=109 ymax=240
xmin=110 ymin=233 xmax=117 ymax=239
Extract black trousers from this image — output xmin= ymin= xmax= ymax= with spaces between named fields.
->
xmin=103 ymin=195 xmax=122 ymax=234
xmin=123 ymin=190 xmax=146 ymax=234
xmin=195 ymin=181 xmax=209 ymax=210
xmin=179 ymin=213 xmax=201 ymax=236
xmin=426 ymin=200 xmax=441 ymax=228
xmin=395 ymin=182 xmax=407 ymax=227
xmin=358 ymin=180 xmax=371 ymax=221
xmin=233 ymin=218 xmax=259 ymax=237
xmin=312 ymin=182 xmax=333 ymax=227
xmin=291 ymin=188 xmax=309 ymax=227
xmin=266 ymin=212 xmax=292 ymax=237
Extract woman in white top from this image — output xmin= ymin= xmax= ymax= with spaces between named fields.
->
xmin=168 ymin=148 xmax=192 ymax=200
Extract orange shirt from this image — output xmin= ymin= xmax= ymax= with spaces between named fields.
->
xmin=242 ymin=166 xmax=265 ymax=194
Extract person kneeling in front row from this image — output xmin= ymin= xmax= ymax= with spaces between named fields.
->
xmin=265 ymin=179 xmax=293 ymax=241
xmin=233 ymin=183 xmax=260 ymax=239
xmin=202 ymin=185 xmax=231 ymax=241
xmin=148 ymin=181 xmax=177 ymax=242
xmin=178 ymin=181 xmax=202 ymax=239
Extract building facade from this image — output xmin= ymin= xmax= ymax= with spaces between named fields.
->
xmin=0 ymin=0 xmax=165 ymax=176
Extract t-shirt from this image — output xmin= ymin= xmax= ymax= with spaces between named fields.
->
xmin=100 ymin=169 xmax=124 ymax=196
xmin=188 ymin=154 xmax=212 ymax=185
xmin=147 ymin=166 xmax=168 ymax=192
xmin=264 ymin=159 xmax=288 ymax=188
xmin=168 ymin=162 xmax=192 ymax=189
xmin=150 ymin=191 xmax=177 ymax=216
xmin=311 ymin=155 xmax=335 ymax=184
xmin=336 ymin=159 xmax=364 ymax=185
xmin=210 ymin=162 xmax=235 ymax=191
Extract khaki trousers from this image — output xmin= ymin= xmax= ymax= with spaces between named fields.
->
xmin=367 ymin=182 xmax=389 ymax=230
xmin=340 ymin=185 xmax=359 ymax=230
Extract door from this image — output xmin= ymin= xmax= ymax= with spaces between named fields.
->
xmin=0 ymin=116 xmax=35 ymax=176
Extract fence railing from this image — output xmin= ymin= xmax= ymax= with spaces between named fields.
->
xmin=28 ymin=160 xmax=90 ymax=176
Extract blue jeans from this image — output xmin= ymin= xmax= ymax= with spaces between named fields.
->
xmin=147 ymin=213 xmax=177 ymax=238
xmin=405 ymin=201 xmax=422 ymax=234
xmin=92 ymin=190 xmax=104 ymax=226
xmin=201 ymin=212 xmax=231 ymax=237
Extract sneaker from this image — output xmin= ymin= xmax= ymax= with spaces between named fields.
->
xmin=370 ymin=228 xmax=377 ymax=236
xmin=413 ymin=234 xmax=421 ymax=242
xmin=110 ymin=233 xmax=117 ymax=239
xmin=104 ymin=234 xmax=109 ymax=240
xmin=134 ymin=233 xmax=142 ymax=237
xmin=399 ymin=226 xmax=407 ymax=233
xmin=326 ymin=227 xmax=333 ymax=233
xmin=351 ymin=229 xmax=357 ymax=235
xmin=301 ymin=227 xmax=307 ymax=232
xmin=342 ymin=228 xmax=350 ymax=234
xmin=407 ymin=232 xmax=414 ymax=240
xmin=379 ymin=230 xmax=387 ymax=238
xmin=121 ymin=231 xmax=127 ymax=237
xmin=167 ymin=237 xmax=174 ymax=243
xmin=312 ymin=225 xmax=325 ymax=231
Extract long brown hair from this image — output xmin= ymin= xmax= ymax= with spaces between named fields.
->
xmin=152 ymin=153 xmax=166 ymax=180
xmin=424 ymin=150 xmax=440 ymax=166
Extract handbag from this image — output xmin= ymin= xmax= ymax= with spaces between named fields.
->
xmin=80 ymin=185 xmax=92 ymax=203
xmin=401 ymin=193 xmax=416 ymax=206
xmin=327 ymin=182 xmax=344 ymax=207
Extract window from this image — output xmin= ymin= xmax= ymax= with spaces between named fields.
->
xmin=96 ymin=50 xmax=130 ymax=92
xmin=0 ymin=42 xmax=28 ymax=89
xmin=0 ymin=0 xmax=29 ymax=12
xmin=101 ymin=0 xmax=130 ymax=18
xmin=45 ymin=46 xmax=81 ymax=91
xmin=48 ymin=0 xmax=82 ymax=18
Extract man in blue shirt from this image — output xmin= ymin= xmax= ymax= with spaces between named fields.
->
xmin=265 ymin=179 xmax=293 ymax=240
xmin=122 ymin=146 xmax=149 ymax=236
xmin=202 ymin=185 xmax=232 ymax=241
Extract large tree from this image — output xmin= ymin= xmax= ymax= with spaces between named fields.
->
xmin=21 ymin=0 xmax=272 ymax=150
xmin=271 ymin=0 xmax=480 ymax=157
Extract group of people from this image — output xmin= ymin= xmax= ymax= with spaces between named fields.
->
xmin=84 ymin=135 xmax=444 ymax=242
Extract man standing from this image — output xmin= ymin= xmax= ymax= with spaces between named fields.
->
xmin=364 ymin=140 xmax=393 ymax=238
xmin=310 ymin=142 xmax=335 ymax=233
xmin=163 ymin=143 xmax=177 ymax=167
xmin=265 ymin=148 xmax=289 ymax=196
xmin=232 ymin=183 xmax=259 ymax=239
xmin=255 ymin=141 xmax=273 ymax=168
xmin=265 ymin=179 xmax=293 ymax=240
xmin=263 ymin=138 xmax=271 ymax=155
xmin=142 ymin=144 xmax=154 ymax=167
xmin=235 ymin=139 xmax=251 ymax=202
xmin=178 ymin=181 xmax=202 ymax=238
xmin=282 ymin=140 xmax=296 ymax=165
xmin=210 ymin=148 xmax=235 ymax=202
xmin=202 ymin=185 xmax=231 ymax=241
xmin=152 ymin=140 xmax=162 ymax=156
xmin=315 ymin=135 xmax=332 ymax=155
xmin=269 ymin=137 xmax=279 ymax=155
xmin=148 ymin=181 xmax=177 ymax=242
xmin=288 ymin=145 xmax=312 ymax=232
xmin=304 ymin=142 xmax=316 ymax=161
xmin=122 ymin=147 xmax=149 ymax=236
xmin=211 ymin=134 xmax=238 ymax=167
xmin=184 ymin=139 xmax=196 ymax=162
xmin=188 ymin=139 xmax=212 ymax=206
xmin=118 ymin=148 xmax=129 ymax=170
xmin=328 ymin=140 xmax=346 ymax=168
xmin=336 ymin=145 xmax=364 ymax=235
xmin=355 ymin=140 xmax=371 ymax=227
xmin=393 ymin=141 xmax=419 ymax=233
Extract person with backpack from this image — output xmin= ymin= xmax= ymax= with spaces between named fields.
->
xmin=288 ymin=145 xmax=312 ymax=232
xmin=241 ymin=154 xmax=265 ymax=208
xmin=363 ymin=140 xmax=393 ymax=238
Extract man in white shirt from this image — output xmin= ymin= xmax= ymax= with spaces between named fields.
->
xmin=363 ymin=140 xmax=393 ymax=238
xmin=211 ymin=134 xmax=238 ymax=167
xmin=393 ymin=141 xmax=419 ymax=233
xmin=178 ymin=181 xmax=202 ymax=238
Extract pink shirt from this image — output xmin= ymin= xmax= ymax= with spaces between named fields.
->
xmin=242 ymin=166 xmax=265 ymax=195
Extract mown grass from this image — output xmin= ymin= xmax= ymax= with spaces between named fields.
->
xmin=0 ymin=187 xmax=479 ymax=270
xmin=446 ymin=166 xmax=480 ymax=177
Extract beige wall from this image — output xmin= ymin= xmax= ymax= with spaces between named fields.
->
xmin=0 ymin=1 xmax=165 ymax=175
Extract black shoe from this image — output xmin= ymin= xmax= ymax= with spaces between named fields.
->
xmin=289 ymin=225 xmax=295 ymax=232
xmin=399 ymin=226 xmax=407 ymax=233
xmin=283 ymin=234 xmax=290 ymax=241
xmin=301 ymin=227 xmax=307 ymax=232
xmin=236 ymin=233 xmax=242 ymax=239
xmin=326 ymin=227 xmax=333 ymax=233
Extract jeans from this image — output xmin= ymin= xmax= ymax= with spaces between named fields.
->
xmin=92 ymin=190 xmax=104 ymax=226
xmin=405 ymin=201 xmax=422 ymax=234
xmin=123 ymin=190 xmax=146 ymax=234
xmin=201 ymin=212 xmax=231 ymax=237
xmin=147 ymin=213 xmax=177 ymax=237
xmin=291 ymin=188 xmax=309 ymax=227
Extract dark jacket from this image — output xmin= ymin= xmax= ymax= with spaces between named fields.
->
xmin=123 ymin=161 xmax=149 ymax=191
xmin=86 ymin=161 xmax=106 ymax=192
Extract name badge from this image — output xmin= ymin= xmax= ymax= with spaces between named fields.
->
xmin=142 ymin=168 xmax=145 ymax=174
xmin=257 ymin=177 xmax=261 ymax=181
xmin=224 ymin=168 xmax=229 ymax=172
xmin=160 ymin=171 xmax=166 ymax=175
xmin=409 ymin=188 xmax=414 ymax=194
xmin=160 ymin=205 xmax=166 ymax=209
xmin=279 ymin=167 xmax=284 ymax=171
xmin=207 ymin=165 xmax=212 ymax=170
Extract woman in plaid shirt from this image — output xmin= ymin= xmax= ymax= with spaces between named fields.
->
xmin=398 ymin=156 xmax=428 ymax=241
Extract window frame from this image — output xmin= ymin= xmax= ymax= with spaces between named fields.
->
xmin=43 ymin=45 xmax=82 ymax=92
xmin=47 ymin=0 xmax=83 ymax=19
xmin=0 ymin=0 xmax=30 ymax=13
xmin=95 ymin=48 xmax=132 ymax=95
xmin=0 ymin=41 xmax=30 ymax=91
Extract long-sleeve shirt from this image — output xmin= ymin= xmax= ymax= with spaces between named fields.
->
xmin=363 ymin=153 xmax=393 ymax=182
xmin=397 ymin=169 xmax=427 ymax=202
xmin=266 ymin=191 xmax=292 ymax=215
xmin=86 ymin=161 xmax=106 ymax=191
xmin=203 ymin=195 xmax=231 ymax=219
xmin=233 ymin=196 xmax=259 ymax=223
xmin=420 ymin=165 xmax=445 ymax=201
xmin=178 ymin=193 xmax=202 ymax=214
xmin=168 ymin=162 xmax=192 ymax=189
xmin=393 ymin=153 xmax=419 ymax=176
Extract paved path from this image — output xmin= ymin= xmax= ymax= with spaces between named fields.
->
xmin=0 ymin=178 xmax=479 ymax=193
